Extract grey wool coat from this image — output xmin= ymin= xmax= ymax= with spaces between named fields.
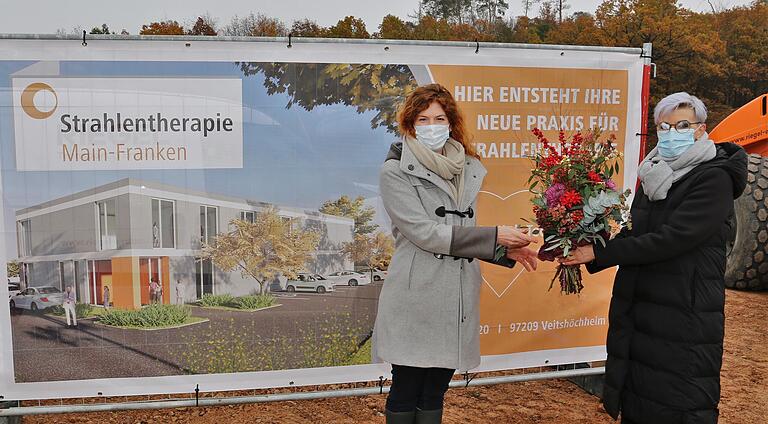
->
xmin=372 ymin=140 xmax=516 ymax=372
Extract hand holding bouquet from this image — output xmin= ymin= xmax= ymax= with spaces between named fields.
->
xmin=528 ymin=129 xmax=631 ymax=294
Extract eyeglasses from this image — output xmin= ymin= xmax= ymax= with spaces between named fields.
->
xmin=657 ymin=120 xmax=703 ymax=133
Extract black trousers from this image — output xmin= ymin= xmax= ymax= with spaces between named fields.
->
xmin=386 ymin=364 xmax=455 ymax=412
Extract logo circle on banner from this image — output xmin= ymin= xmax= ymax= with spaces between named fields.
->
xmin=21 ymin=82 xmax=57 ymax=119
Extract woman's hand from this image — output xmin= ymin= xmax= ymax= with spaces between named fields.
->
xmin=559 ymin=245 xmax=596 ymax=266
xmin=507 ymin=247 xmax=538 ymax=272
xmin=497 ymin=226 xmax=539 ymax=249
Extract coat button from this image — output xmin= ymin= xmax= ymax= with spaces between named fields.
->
xmin=427 ymin=172 xmax=431 ymax=176
xmin=408 ymin=164 xmax=415 ymax=171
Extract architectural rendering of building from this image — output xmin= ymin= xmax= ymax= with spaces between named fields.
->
xmin=15 ymin=178 xmax=354 ymax=309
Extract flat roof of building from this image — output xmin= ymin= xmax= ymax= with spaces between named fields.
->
xmin=16 ymin=178 xmax=354 ymax=225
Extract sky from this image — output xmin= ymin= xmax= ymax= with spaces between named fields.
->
xmin=0 ymin=0 xmax=753 ymax=35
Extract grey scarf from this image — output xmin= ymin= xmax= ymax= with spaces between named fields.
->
xmin=405 ymin=138 xmax=466 ymax=206
xmin=638 ymin=133 xmax=717 ymax=201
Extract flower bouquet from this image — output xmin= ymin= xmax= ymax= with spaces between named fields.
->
xmin=528 ymin=128 xmax=631 ymax=295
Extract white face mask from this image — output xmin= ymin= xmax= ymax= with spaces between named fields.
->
xmin=415 ymin=124 xmax=450 ymax=151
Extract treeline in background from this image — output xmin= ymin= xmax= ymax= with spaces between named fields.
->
xmin=62 ymin=0 xmax=767 ymax=128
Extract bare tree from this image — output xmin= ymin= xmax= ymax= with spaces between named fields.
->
xmin=223 ymin=13 xmax=287 ymax=37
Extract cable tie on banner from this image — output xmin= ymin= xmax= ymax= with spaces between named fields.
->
xmin=287 ymin=33 xmax=292 ymax=49
xmin=194 ymin=384 xmax=200 ymax=407
xmin=82 ymin=30 xmax=87 ymax=47
xmin=635 ymin=132 xmax=650 ymax=137
xmin=378 ymin=376 xmax=387 ymax=394
xmin=463 ymin=372 xmax=475 ymax=387
xmin=474 ymin=39 xmax=479 ymax=54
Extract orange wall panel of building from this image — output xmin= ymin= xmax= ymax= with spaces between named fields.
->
xmin=111 ymin=257 xmax=137 ymax=310
xmin=139 ymin=259 xmax=150 ymax=306
xmin=162 ymin=257 xmax=170 ymax=305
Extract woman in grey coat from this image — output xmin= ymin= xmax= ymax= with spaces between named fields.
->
xmin=374 ymin=84 xmax=538 ymax=424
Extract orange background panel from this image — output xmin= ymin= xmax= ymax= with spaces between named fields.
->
xmin=429 ymin=65 xmax=629 ymax=355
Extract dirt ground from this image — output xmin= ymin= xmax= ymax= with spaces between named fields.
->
xmin=21 ymin=290 xmax=767 ymax=423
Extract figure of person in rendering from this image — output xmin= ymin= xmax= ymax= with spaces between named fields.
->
xmin=63 ymin=285 xmax=77 ymax=328
xmin=150 ymin=278 xmax=161 ymax=304
xmin=103 ymin=285 xmax=110 ymax=309
xmin=152 ymin=222 xmax=160 ymax=247
xmin=175 ymin=279 xmax=185 ymax=305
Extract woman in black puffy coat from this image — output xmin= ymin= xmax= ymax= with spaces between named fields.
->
xmin=563 ymin=92 xmax=747 ymax=423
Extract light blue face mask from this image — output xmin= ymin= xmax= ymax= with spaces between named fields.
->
xmin=657 ymin=129 xmax=696 ymax=158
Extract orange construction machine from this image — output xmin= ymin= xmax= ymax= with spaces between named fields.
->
xmin=710 ymin=94 xmax=768 ymax=290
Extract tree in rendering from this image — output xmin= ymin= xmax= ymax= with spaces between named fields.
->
xmin=319 ymin=195 xmax=378 ymax=236
xmin=201 ymin=207 xmax=320 ymax=294
xmin=237 ymin=61 xmax=417 ymax=133
xmin=341 ymin=232 xmax=395 ymax=278
xmin=7 ymin=260 xmax=19 ymax=278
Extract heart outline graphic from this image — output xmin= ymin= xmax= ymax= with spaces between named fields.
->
xmin=478 ymin=189 xmax=530 ymax=201
xmin=482 ymin=270 xmax=526 ymax=298
xmin=478 ymin=189 xmax=532 ymax=298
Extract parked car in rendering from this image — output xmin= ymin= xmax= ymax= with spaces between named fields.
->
xmin=285 ymin=273 xmax=335 ymax=294
xmin=9 ymin=286 xmax=64 ymax=311
xmin=353 ymin=267 xmax=388 ymax=282
xmin=7 ymin=282 xmax=20 ymax=299
xmin=370 ymin=268 xmax=388 ymax=282
xmin=326 ymin=270 xmax=371 ymax=286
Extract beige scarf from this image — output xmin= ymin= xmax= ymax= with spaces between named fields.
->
xmin=405 ymin=137 xmax=466 ymax=206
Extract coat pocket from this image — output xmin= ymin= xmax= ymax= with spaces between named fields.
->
xmin=406 ymin=249 xmax=418 ymax=290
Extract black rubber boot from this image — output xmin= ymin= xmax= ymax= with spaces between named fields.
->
xmin=385 ymin=409 xmax=416 ymax=424
xmin=415 ymin=408 xmax=443 ymax=424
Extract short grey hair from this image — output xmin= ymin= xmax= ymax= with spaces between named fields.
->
xmin=653 ymin=92 xmax=708 ymax=125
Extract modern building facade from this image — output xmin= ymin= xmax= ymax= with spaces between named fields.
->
xmin=15 ymin=178 xmax=354 ymax=309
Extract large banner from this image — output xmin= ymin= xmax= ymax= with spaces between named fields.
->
xmin=0 ymin=37 xmax=645 ymax=400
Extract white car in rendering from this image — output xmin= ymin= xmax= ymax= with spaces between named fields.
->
xmin=370 ymin=268 xmax=388 ymax=282
xmin=9 ymin=286 xmax=64 ymax=311
xmin=285 ymin=273 xmax=335 ymax=294
xmin=326 ymin=270 xmax=371 ymax=287
xmin=357 ymin=268 xmax=388 ymax=282
xmin=8 ymin=282 xmax=20 ymax=299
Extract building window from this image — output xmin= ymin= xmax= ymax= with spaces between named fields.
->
xmin=22 ymin=262 xmax=33 ymax=288
xmin=281 ymin=215 xmax=298 ymax=233
xmin=196 ymin=258 xmax=215 ymax=298
xmin=151 ymin=199 xmax=176 ymax=249
xmin=241 ymin=211 xmax=256 ymax=223
xmin=96 ymin=200 xmax=117 ymax=250
xmin=200 ymin=206 xmax=218 ymax=245
xmin=18 ymin=219 xmax=31 ymax=257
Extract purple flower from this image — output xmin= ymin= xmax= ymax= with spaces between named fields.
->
xmin=544 ymin=183 xmax=566 ymax=208
xmin=605 ymin=180 xmax=617 ymax=190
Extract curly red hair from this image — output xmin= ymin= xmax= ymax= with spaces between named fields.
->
xmin=397 ymin=83 xmax=479 ymax=158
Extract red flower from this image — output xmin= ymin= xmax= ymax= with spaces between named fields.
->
xmin=544 ymin=156 xmax=560 ymax=168
xmin=553 ymin=167 xmax=569 ymax=183
xmin=588 ymin=171 xmax=603 ymax=183
xmin=560 ymin=190 xmax=582 ymax=208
